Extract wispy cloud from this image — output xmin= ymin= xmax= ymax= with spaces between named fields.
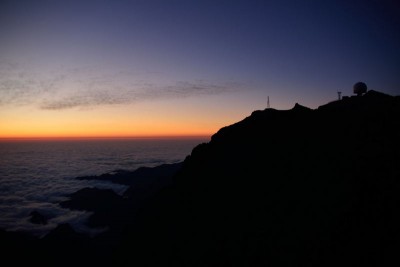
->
xmin=39 ymin=80 xmax=236 ymax=110
xmin=40 ymin=92 xmax=127 ymax=110
xmin=0 ymin=63 xmax=240 ymax=110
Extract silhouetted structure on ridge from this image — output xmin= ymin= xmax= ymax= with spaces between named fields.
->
xmin=353 ymin=82 xmax=367 ymax=96
xmin=339 ymin=82 xmax=368 ymax=100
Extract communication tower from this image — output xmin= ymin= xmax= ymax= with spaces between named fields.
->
xmin=337 ymin=91 xmax=342 ymax=100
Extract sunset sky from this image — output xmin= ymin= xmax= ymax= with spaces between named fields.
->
xmin=1 ymin=0 xmax=399 ymax=138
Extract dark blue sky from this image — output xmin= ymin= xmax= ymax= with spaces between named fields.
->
xmin=1 ymin=0 xmax=399 ymax=113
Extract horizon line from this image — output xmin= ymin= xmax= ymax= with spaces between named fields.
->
xmin=0 ymin=135 xmax=211 ymax=142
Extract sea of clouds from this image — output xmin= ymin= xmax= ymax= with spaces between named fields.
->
xmin=0 ymin=173 xmax=126 ymax=237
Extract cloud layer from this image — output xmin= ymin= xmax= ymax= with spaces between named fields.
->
xmin=0 ymin=177 xmax=124 ymax=237
xmin=0 ymin=138 xmax=201 ymax=237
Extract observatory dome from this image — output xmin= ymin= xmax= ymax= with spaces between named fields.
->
xmin=353 ymin=82 xmax=367 ymax=96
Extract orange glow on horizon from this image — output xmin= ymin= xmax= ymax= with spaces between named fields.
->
xmin=0 ymin=116 xmax=216 ymax=139
xmin=0 ymin=127 xmax=214 ymax=140
xmin=0 ymin=111 xmax=218 ymax=140
xmin=0 ymin=92 xmax=261 ymax=141
xmin=0 ymin=125 xmax=215 ymax=140
xmin=0 ymin=135 xmax=211 ymax=142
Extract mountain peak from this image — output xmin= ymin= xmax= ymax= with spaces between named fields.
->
xmin=292 ymin=103 xmax=312 ymax=111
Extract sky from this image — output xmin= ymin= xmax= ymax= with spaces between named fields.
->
xmin=0 ymin=0 xmax=399 ymax=138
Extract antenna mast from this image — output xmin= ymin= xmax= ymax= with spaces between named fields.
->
xmin=337 ymin=91 xmax=342 ymax=100
xmin=267 ymin=96 xmax=270 ymax=108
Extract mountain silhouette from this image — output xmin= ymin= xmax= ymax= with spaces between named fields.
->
xmin=117 ymin=90 xmax=400 ymax=266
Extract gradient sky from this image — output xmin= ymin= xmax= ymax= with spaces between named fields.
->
xmin=1 ymin=0 xmax=399 ymax=138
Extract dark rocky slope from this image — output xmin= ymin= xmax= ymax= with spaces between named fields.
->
xmin=118 ymin=90 xmax=400 ymax=266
